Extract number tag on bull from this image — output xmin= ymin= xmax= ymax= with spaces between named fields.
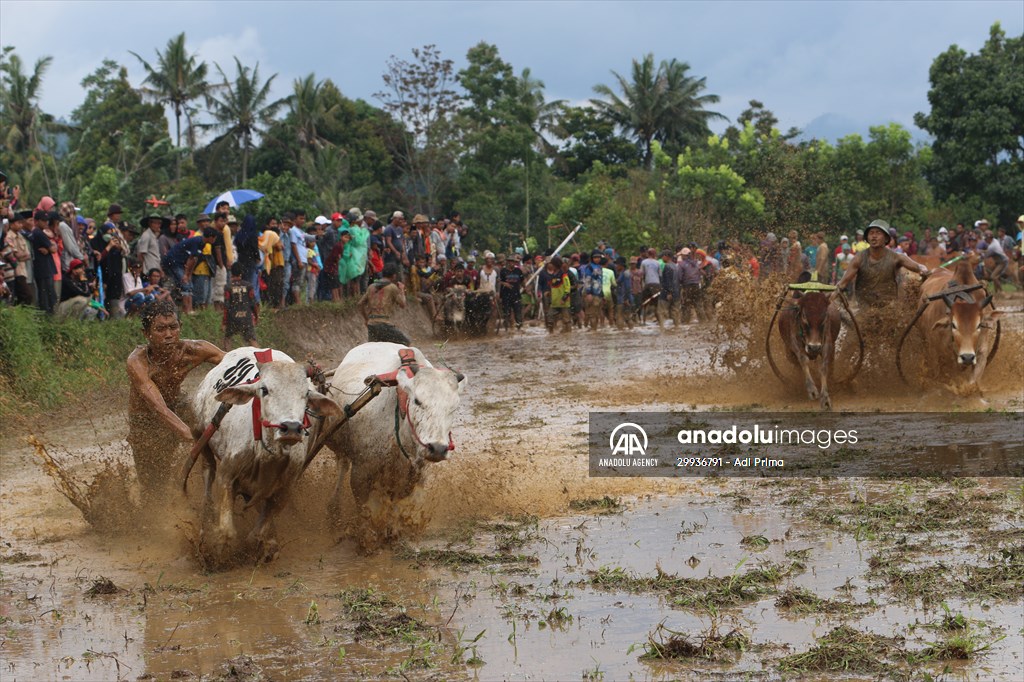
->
xmin=214 ymin=356 xmax=259 ymax=392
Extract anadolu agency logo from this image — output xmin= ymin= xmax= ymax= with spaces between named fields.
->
xmin=609 ymin=422 xmax=648 ymax=457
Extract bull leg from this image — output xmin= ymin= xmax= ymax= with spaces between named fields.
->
xmin=796 ymin=353 xmax=820 ymax=401
xmin=819 ymin=338 xmax=833 ymax=412
xmin=252 ymin=497 xmax=282 ymax=563
xmin=205 ymin=476 xmax=237 ymax=559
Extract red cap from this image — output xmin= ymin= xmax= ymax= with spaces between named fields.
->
xmin=68 ymin=258 xmax=85 ymax=270
xmin=331 ymin=212 xmax=343 ymax=221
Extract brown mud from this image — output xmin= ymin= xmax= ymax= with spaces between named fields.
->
xmin=1 ymin=292 xmax=1022 ymax=680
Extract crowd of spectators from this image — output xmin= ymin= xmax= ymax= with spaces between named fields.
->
xmin=2 ymin=171 xmax=1020 ymax=338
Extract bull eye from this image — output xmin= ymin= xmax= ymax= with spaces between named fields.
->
xmin=260 ymin=385 xmax=269 ymax=397
xmin=413 ymin=398 xmax=423 ymax=407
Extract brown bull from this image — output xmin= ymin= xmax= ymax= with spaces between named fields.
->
xmin=777 ymin=291 xmax=841 ymax=410
xmin=913 ymin=257 xmax=1000 ymax=391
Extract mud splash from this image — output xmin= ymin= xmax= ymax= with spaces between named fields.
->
xmin=3 ymin=299 xmax=1022 ymax=680
xmin=28 ymin=436 xmax=140 ymax=534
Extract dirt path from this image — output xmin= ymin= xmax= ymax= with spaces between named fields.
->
xmin=1 ymin=306 xmax=1022 ymax=681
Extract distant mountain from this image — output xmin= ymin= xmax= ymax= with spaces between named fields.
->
xmin=795 ymin=113 xmax=932 ymax=145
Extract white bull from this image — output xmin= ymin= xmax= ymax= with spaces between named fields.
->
xmin=192 ymin=347 xmax=342 ymax=561
xmin=323 ymin=342 xmax=465 ymax=546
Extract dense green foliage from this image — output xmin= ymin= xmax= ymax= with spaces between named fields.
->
xmin=0 ymin=26 xmax=1019 ymax=251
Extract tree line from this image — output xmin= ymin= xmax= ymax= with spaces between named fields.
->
xmin=0 ymin=23 xmax=1019 ymax=253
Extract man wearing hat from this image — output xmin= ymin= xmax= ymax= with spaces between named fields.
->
xmin=3 ymin=209 xmax=34 ymax=305
xmin=852 ymin=229 xmax=869 ymax=254
xmin=833 ymin=219 xmax=928 ymax=309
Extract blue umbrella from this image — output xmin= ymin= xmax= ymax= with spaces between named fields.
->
xmin=204 ymin=189 xmax=264 ymax=214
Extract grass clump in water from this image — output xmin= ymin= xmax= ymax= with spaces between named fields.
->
xmin=589 ymin=559 xmax=802 ymax=609
xmin=395 ymin=544 xmax=539 ymax=569
xmin=641 ymin=620 xmax=749 ymax=661
xmin=568 ymin=496 xmax=624 ymax=514
xmin=774 ymin=587 xmax=859 ymax=615
xmin=777 ymin=625 xmax=905 ymax=675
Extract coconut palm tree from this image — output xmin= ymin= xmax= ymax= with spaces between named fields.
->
xmin=205 ymin=58 xmax=286 ymax=184
xmin=0 ymin=48 xmax=54 ymax=155
xmin=592 ymin=54 xmax=724 ymax=167
xmin=290 ymin=73 xmax=341 ymax=151
xmin=130 ymin=33 xmax=209 ymax=179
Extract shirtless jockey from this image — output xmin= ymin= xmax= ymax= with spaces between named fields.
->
xmin=126 ymin=300 xmax=225 ymax=496
xmin=357 ymin=262 xmax=409 ymax=345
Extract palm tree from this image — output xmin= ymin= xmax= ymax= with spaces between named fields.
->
xmin=592 ymin=54 xmax=724 ymax=166
xmin=130 ymin=33 xmax=209 ymax=179
xmin=658 ymin=58 xmax=725 ymax=151
xmin=206 ymin=58 xmax=286 ymax=183
xmin=0 ymin=48 xmax=54 ymax=155
xmin=290 ymin=73 xmax=341 ymax=151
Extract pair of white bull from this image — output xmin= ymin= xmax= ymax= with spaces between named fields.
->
xmin=190 ymin=342 xmax=465 ymax=561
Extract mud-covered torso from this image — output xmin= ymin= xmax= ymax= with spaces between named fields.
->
xmin=855 ymin=248 xmax=899 ymax=307
xmin=128 ymin=341 xmax=209 ymax=417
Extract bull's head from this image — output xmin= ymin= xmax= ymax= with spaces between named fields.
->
xmin=796 ymin=292 xmax=831 ymax=360
xmin=444 ymin=286 xmax=467 ymax=323
xmin=933 ymin=296 xmax=1001 ymax=367
xmin=396 ymin=365 xmax=466 ymax=463
xmin=215 ymin=361 xmax=343 ymax=446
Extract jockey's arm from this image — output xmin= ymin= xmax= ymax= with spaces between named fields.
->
xmin=896 ymin=251 xmax=929 ymax=276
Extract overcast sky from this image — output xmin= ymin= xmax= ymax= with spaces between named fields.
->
xmin=1 ymin=0 xmax=1021 ymax=140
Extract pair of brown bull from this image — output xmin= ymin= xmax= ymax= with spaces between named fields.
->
xmin=770 ymin=256 xmax=1001 ymax=410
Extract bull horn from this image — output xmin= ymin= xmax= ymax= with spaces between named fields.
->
xmin=455 ymin=372 xmax=465 ymax=383
xmin=981 ymin=295 xmax=993 ymax=309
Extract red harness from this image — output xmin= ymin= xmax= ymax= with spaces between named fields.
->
xmin=374 ymin=348 xmax=456 ymax=455
xmin=249 ymin=349 xmax=313 ymax=441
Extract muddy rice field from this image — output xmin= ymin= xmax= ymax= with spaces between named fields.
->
xmin=2 ymin=293 xmax=1023 ymax=681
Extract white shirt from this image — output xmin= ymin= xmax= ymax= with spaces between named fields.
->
xmin=477 ymin=267 xmax=497 ymax=293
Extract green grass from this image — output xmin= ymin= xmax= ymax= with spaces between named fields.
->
xmin=0 ymin=305 xmax=286 ymax=421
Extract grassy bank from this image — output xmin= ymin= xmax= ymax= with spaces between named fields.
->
xmin=0 ymin=306 xmax=283 ymax=422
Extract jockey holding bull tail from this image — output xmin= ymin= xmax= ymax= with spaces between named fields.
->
xmin=126 ymin=300 xmax=225 ymax=497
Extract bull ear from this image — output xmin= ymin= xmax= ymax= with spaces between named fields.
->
xmin=985 ymin=311 xmax=1002 ymax=322
xmin=216 ymin=383 xmax=259 ymax=405
xmin=306 ymin=391 xmax=344 ymax=418
xmin=931 ymin=317 xmax=950 ymax=331
xmin=454 ymin=371 xmax=467 ymax=394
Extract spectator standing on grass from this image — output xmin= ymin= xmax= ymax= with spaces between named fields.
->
xmin=288 ymin=210 xmax=309 ymax=305
xmin=57 ymin=202 xmax=83 ymax=273
xmin=4 ymin=209 xmax=34 ymax=305
xmin=137 ymin=214 xmax=165 ymax=273
xmin=28 ymin=209 xmax=57 ymax=313
xmin=223 ymin=262 xmax=259 ymax=350
xmin=259 ymin=217 xmax=285 ymax=309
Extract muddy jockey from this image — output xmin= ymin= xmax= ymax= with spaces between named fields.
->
xmin=126 ymin=300 xmax=225 ymax=496
xmin=832 ymin=219 xmax=929 ymax=308
xmin=357 ymin=262 xmax=410 ymax=345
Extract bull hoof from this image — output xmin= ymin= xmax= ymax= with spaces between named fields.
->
xmin=259 ymin=539 xmax=280 ymax=563
xmin=820 ymin=395 xmax=832 ymax=411
xmin=806 ymin=384 xmax=819 ymax=401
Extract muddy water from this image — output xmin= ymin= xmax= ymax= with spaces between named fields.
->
xmin=2 ymin=301 xmax=1023 ymax=681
